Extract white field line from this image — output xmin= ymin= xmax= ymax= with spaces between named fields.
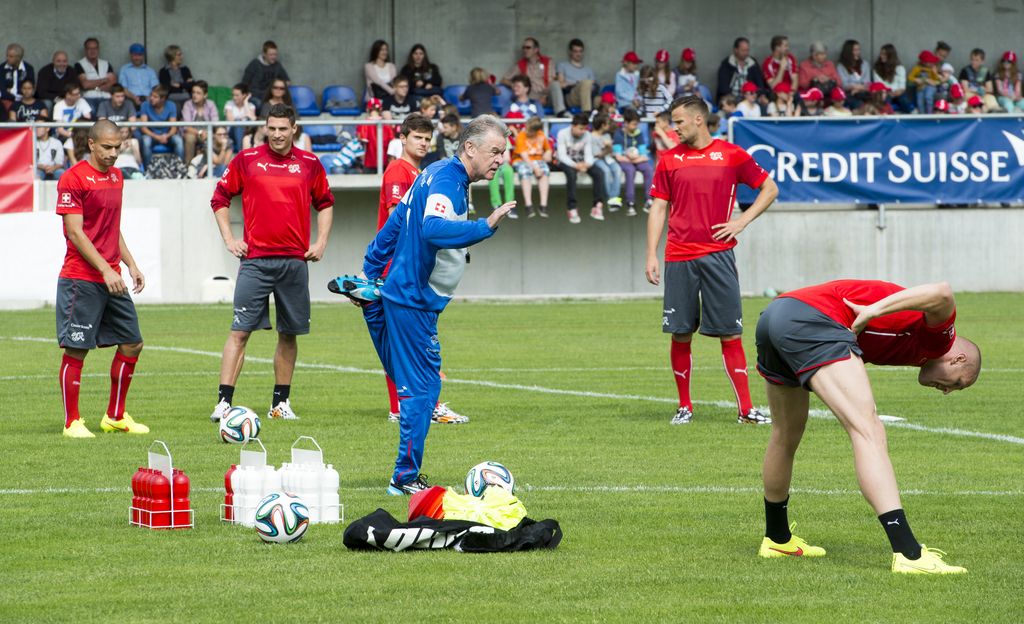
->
xmin=4 ymin=336 xmax=1023 ymax=445
xmin=1 ymin=485 xmax=1021 ymax=497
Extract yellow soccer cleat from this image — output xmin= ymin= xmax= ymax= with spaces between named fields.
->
xmin=892 ymin=545 xmax=967 ymax=575
xmin=63 ymin=419 xmax=96 ymax=439
xmin=100 ymin=413 xmax=150 ymax=434
xmin=759 ymin=524 xmax=826 ymax=558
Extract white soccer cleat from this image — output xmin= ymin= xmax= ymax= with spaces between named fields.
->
xmin=388 ymin=411 xmax=400 ymax=422
xmin=210 ymin=399 xmax=231 ymax=423
xmin=431 ymin=402 xmax=468 ymax=424
xmin=268 ymin=399 xmax=299 ymax=420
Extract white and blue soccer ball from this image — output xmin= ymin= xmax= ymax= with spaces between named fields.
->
xmin=465 ymin=461 xmax=515 ymax=497
xmin=219 ymin=406 xmax=260 ymax=444
xmin=254 ymin=492 xmax=309 ymax=544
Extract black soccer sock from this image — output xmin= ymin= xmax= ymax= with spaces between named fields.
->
xmin=218 ymin=384 xmax=234 ymax=405
xmin=273 ymin=384 xmax=290 ymax=406
xmin=764 ymin=496 xmax=792 ymax=543
xmin=878 ymin=509 xmax=921 ymax=559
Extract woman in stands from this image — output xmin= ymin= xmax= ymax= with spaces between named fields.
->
xmin=365 ymin=40 xmax=397 ymax=100
xmin=400 ymin=44 xmax=444 ymax=102
xmin=158 ymin=45 xmax=194 ymax=107
xmin=258 ymin=79 xmax=293 ymax=119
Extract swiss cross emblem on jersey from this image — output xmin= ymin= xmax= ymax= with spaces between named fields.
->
xmin=60 ymin=192 xmax=72 ymax=205
xmin=709 ymin=152 xmax=723 ymax=161
xmin=288 ymin=164 xmax=301 ymax=173
xmin=433 ymin=201 xmax=447 ymax=214
xmin=391 ymin=184 xmax=400 ymax=197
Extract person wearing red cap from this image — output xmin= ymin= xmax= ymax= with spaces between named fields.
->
xmin=654 ymin=49 xmax=677 ymax=96
xmin=767 ymin=82 xmax=797 ymax=117
xmin=824 ymin=86 xmax=852 ymax=116
xmin=762 ymin=36 xmax=799 ymax=95
xmin=645 ymin=95 xmax=778 ymax=426
xmin=994 ymin=51 xmax=1024 ymax=112
xmin=716 ymin=37 xmax=765 ymax=102
xmin=909 ymin=51 xmax=941 ymax=113
xmin=967 ymin=94 xmax=985 ymax=112
xmin=616 ymin=51 xmax=642 ymax=109
xmin=673 ymin=48 xmax=705 ymax=100
xmin=797 ymin=41 xmax=840 ymax=93
xmin=933 ymin=98 xmax=949 ymax=114
xmin=736 ymin=81 xmax=761 ymax=118
xmin=797 ymin=87 xmax=824 ymax=116
xmin=865 ymin=82 xmax=894 ymax=115
xmin=946 ymin=82 xmax=966 ymax=113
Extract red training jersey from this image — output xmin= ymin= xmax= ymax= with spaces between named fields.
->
xmin=56 ymin=160 xmax=124 ymax=283
xmin=649 ymin=139 xmax=768 ymax=262
xmin=781 ymin=280 xmax=957 ymax=366
xmin=378 ymin=157 xmax=419 ymax=230
xmin=210 ymin=144 xmax=334 ymax=259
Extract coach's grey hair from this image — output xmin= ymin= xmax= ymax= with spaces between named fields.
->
xmin=456 ymin=116 xmax=509 ymax=155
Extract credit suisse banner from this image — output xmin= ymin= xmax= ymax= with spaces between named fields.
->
xmin=731 ymin=116 xmax=1024 ymax=204
xmin=0 ymin=127 xmax=34 ymax=213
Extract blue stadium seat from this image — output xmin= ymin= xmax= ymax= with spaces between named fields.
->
xmin=548 ymin=122 xmax=569 ymax=143
xmin=492 ymin=84 xmax=513 ymax=116
xmin=302 ymin=123 xmax=341 ymax=152
xmin=289 ymin=85 xmax=321 ymax=117
xmin=444 ymin=85 xmax=471 ymax=116
xmin=322 ymin=85 xmax=362 ymax=116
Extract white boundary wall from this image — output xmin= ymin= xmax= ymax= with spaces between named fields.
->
xmin=3 ymin=180 xmax=1021 ymax=307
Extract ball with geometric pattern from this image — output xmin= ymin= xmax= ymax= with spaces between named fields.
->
xmin=254 ymin=492 xmax=309 ymax=544
xmin=464 ymin=461 xmax=515 ymax=497
xmin=218 ymin=406 xmax=261 ymax=444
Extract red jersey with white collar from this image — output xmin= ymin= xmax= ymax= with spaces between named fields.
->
xmin=56 ymin=160 xmax=124 ymax=283
xmin=782 ymin=280 xmax=957 ymax=366
xmin=211 ymin=144 xmax=334 ymax=259
xmin=650 ymin=139 xmax=768 ymax=262
xmin=378 ymin=157 xmax=419 ymax=230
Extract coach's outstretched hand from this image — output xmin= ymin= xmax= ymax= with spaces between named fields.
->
xmin=487 ymin=201 xmax=516 ymax=229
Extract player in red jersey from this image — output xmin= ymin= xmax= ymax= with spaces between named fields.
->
xmin=55 ymin=119 xmax=149 ymax=438
xmin=209 ymin=104 xmax=334 ymax=423
xmin=373 ymin=113 xmax=468 ymax=425
xmin=645 ymin=95 xmax=779 ymax=425
xmin=754 ymin=280 xmax=980 ymax=574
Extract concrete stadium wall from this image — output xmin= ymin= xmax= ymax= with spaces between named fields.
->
xmin=9 ymin=1 xmax=1024 ymax=100
xmin=13 ymin=180 xmax=1024 ymax=307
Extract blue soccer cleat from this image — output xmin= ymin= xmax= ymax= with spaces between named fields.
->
xmin=328 ymin=275 xmax=383 ymax=305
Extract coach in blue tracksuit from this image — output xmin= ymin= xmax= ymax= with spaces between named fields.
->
xmin=362 ymin=116 xmax=516 ymax=495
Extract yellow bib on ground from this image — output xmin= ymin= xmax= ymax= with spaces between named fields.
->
xmin=442 ymin=486 xmax=527 ymax=530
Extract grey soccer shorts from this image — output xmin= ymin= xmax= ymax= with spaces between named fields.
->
xmin=755 ymin=296 xmax=863 ymax=389
xmin=56 ymin=277 xmax=143 ymax=349
xmin=662 ymin=249 xmax=743 ymax=337
xmin=231 ymin=257 xmax=310 ymax=335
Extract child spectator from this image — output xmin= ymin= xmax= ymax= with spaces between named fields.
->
xmin=638 ymin=65 xmax=673 ymax=116
xmin=651 ymin=110 xmax=680 ymax=161
xmin=224 ymin=83 xmax=257 ymax=154
xmin=382 ymin=75 xmax=413 ymax=120
xmin=736 ymin=81 xmax=761 ymax=117
xmin=399 ymin=43 xmax=443 ymax=100
xmin=159 ymin=45 xmax=194 ymax=108
xmin=258 ymin=79 xmax=293 ymax=119
xmin=864 ymin=82 xmax=894 ymax=115
xmin=422 ymin=113 xmax=461 ymax=167
xmin=191 ymin=126 xmax=234 ymax=178
xmin=418 ymin=95 xmax=442 ymax=119
xmin=53 ymin=84 xmax=93 ymax=139
xmin=767 ymin=82 xmax=797 ymax=116
xmin=554 ymin=114 xmax=606 ymax=222
xmin=959 ymin=49 xmax=999 ymax=112
xmin=653 ymin=50 xmax=677 ymax=96
xmin=326 ymin=130 xmax=366 ymax=173
xmin=590 ymin=92 xmax=622 ymax=124
xmin=947 ymin=83 xmax=967 ymax=113
xmin=936 ymin=62 xmax=957 ymax=103
xmin=462 ymin=68 xmax=497 ymax=117
xmin=488 ymin=128 xmax=516 ymax=213
xmin=674 ymin=48 xmax=702 ymax=98
xmin=96 ymin=84 xmax=137 ymax=123
xmin=590 ymin=114 xmax=623 ymax=210
xmin=508 ymin=74 xmax=543 ymax=118
xmin=63 ymin=128 xmax=90 ymax=167
xmin=616 ymin=52 xmax=642 ymax=110
xmin=909 ymin=50 xmax=941 ymax=113
xmin=512 ymin=116 xmax=552 ymax=219
xmin=707 ymin=112 xmax=724 ymax=139
xmin=113 ymin=126 xmax=144 ymax=179
xmin=357 ymin=98 xmax=386 ymax=172
xmin=364 ymin=40 xmax=397 ymax=99
xmin=34 ymin=126 xmax=65 ymax=180
xmin=718 ymin=94 xmax=738 ymax=119
xmin=798 ymin=87 xmax=825 ymax=116
xmin=825 ymin=87 xmax=852 ymax=116
xmin=182 ymin=80 xmax=219 ymax=164
xmin=872 ymin=44 xmax=911 ymax=113
xmin=994 ymin=51 xmax=1024 ymax=113
xmin=967 ymin=95 xmax=985 ymax=114
xmin=933 ymin=99 xmax=950 ymax=114
xmin=9 ymin=79 xmax=48 ymax=121
xmin=613 ymin=108 xmax=654 ymax=216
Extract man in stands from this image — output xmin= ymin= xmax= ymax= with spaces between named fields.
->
xmin=645 ymin=96 xmax=777 ymax=426
xmin=242 ymin=41 xmax=290 ymax=109
xmin=36 ymin=51 xmax=79 ymax=107
xmin=1 ymin=43 xmax=34 ymax=113
xmin=139 ymin=85 xmax=184 ymax=164
xmin=717 ymin=37 xmax=765 ymax=102
xmin=97 ymin=84 xmax=138 ymax=123
xmin=366 ymin=113 xmax=468 ymax=425
xmin=762 ymin=36 xmax=798 ymax=94
xmin=502 ymin=37 xmax=553 ymax=109
xmin=552 ymin=39 xmax=598 ymax=117
xmin=209 ymin=104 xmax=334 ymax=423
xmin=75 ymin=38 xmax=116 ymax=108
xmin=55 ymin=119 xmax=149 ymax=438
xmin=53 ymin=84 xmax=93 ymax=139
xmin=118 ymin=43 xmax=159 ymax=107
xmin=754 ymin=280 xmax=978 ymax=574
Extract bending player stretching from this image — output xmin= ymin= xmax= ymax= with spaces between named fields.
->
xmin=755 ymin=280 xmax=979 ymax=574
xmin=646 ymin=95 xmax=778 ymax=425
xmin=373 ymin=113 xmax=467 ymax=425
xmin=360 ymin=116 xmax=515 ymax=494
xmin=56 ymin=119 xmax=149 ymax=437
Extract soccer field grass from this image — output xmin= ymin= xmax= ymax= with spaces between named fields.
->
xmin=1 ymin=294 xmax=1022 ymax=622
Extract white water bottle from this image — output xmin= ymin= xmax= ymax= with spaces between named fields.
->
xmin=239 ymin=467 xmax=258 ymax=527
xmin=229 ymin=468 xmax=243 ymax=523
xmin=280 ymin=462 xmax=293 ymax=494
xmin=263 ymin=465 xmax=281 ymax=495
xmin=322 ymin=464 xmax=340 ymax=523
xmin=304 ymin=465 xmax=321 ymax=523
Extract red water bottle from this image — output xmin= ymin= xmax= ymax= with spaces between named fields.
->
xmin=151 ymin=470 xmax=171 ymax=528
xmin=140 ymin=468 xmax=153 ymax=525
xmin=224 ymin=465 xmax=237 ymax=521
xmin=172 ymin=469 xmax=191 ymax=527
xmin=130 ymin=468 xmax=143 ymax=524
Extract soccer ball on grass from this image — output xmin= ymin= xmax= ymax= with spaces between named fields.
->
xmin=219 ymin=406 xmax=260 ymax=444
xmin=254 ymin=492 xmax=309 ymax=544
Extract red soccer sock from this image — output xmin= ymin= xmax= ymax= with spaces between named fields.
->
xmin=670 ymin=340 xmax=693 ymax=410
xmin=385 ymin=375 xmax=400 ymax=414
xmin=60 ymin=354 xmax=84 ymax=428
xmin=106 ymin=352 xmax=138 ymax=420
xmin=721 ymin=339 xmax=754 ymax=415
